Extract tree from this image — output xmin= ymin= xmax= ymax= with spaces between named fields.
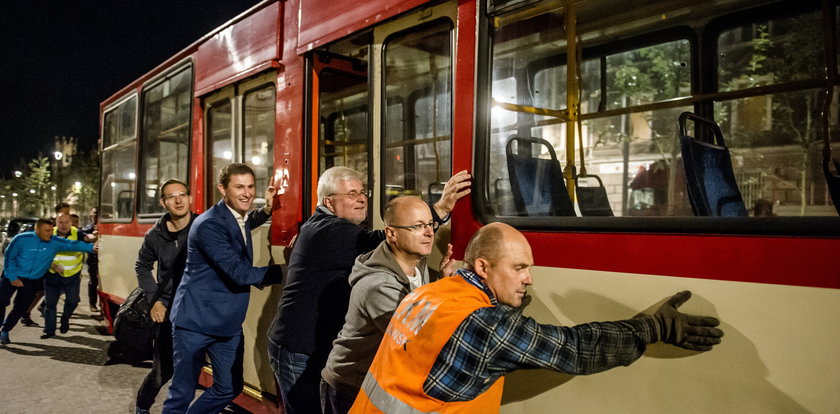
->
xmin=74 ymin=148 xmax=101 ymax=216
xmin=20 ymin=157 xmax=53 ymax=217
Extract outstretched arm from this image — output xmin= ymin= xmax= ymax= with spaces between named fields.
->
xmin=194 ymin=218 xmax=271 ymax=286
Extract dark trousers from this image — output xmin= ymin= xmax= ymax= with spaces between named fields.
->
xmin=320 ymin=378 xmax=357 ymax=414
xmin=163 ymin=326 xmax=244 ymax=414
xmin=43 ymin=272 xmax=81 ymax=335
xmin=0 ymin=275 xmax=43 ymax=332
xmin=87 ymin=254 xmax=99 ymax=307
xmin=136 ymin=320 xmax=174 ymax=410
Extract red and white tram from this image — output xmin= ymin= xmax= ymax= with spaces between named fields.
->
xmin=98 ymin=0 xmax=840 ymax=411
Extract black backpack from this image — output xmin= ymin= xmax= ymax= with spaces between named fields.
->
xmin=112 ymin=287 xmax=155 ymax=357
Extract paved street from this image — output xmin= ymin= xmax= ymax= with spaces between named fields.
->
xmin=0 ymin=255 xmax=193 ymax=413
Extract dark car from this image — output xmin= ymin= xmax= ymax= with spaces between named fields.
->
xmin=1 ymin=217 xmax=38 ymax=254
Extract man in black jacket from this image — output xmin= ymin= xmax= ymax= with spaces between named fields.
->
xmin=133 ymin=179 xmax=196 ymax=414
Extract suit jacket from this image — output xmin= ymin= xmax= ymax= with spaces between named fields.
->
xmin=170 ymin=200 xmax=271 ymax=337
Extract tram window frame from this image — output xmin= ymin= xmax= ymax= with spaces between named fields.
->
xmin=472 ymin=0 xmax=840 ymax=236
xmin=137 ymin=63 xmax=194 ymax=221
xmin=207 ymin=97 xmax=234 ymax=206
xmin=707 ymin=4 xmax=839 ymax=221
xmin=242 ymin=82 xmax=276 ymax=211
xmin=379 ymin=18 xmax=455 ymax=215
xmin=100 ymin=93 xmax=138 ymax=223
xmin=204 ymin=75 xmax=276 ymax=217
xmin=317 ymin=67 xmax=370 ymax=177
xmin=311 ymin=54 xmax=372 ymax=225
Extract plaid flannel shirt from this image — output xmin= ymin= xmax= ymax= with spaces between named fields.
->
xmin=424 ymin=269 xmax=658 ymax=402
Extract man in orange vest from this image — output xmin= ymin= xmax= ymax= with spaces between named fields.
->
xmin=351 ymin=222 xmax=724 ymax=413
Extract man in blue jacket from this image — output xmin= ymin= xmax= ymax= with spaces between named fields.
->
xmin=163 ymin=163 xmax=283 ymax=414
xmin=1 ymin=218 xmax=97 ymax=344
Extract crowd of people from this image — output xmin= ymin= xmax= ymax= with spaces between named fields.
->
xmin=0 ymin=162 xmax=724 ymax=414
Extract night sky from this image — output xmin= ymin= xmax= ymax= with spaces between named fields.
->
xmin=0 ymin=0 xmax=262 ymax=178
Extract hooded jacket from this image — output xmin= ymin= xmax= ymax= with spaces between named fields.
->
xmin=135 ymin=212 xmax=197 ymax=309
xmin=322 ymin=239 xmax=439 ymax=395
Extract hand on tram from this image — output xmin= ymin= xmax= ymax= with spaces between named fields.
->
xmin=650 ymin=290 xmax=724 ymax=351
xmin=263 ymin=183 xmax=278 ymax=214
xmin=434 ymin=170 xmax=472 ymax=217
xmin=150 ymin=301 xmax=167 ymax=323
xmin=440 ymin=243 xmax=455 ymax=277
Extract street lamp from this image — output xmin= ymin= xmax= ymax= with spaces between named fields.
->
xmin=53 ymin=151 xmax=63 ymax=161
xmin=14 ymin=171 xmax=22 ymax=178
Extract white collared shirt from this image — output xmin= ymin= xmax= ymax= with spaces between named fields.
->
xmin=225 ymin=204 xmax=248 ymax=244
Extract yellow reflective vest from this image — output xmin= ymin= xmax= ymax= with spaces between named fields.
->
xmin=51 ymin=227 xmax=84 ymax=277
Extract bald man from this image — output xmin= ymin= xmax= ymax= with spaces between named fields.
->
xmin=350 ymin=223 xmax=725 ymax=413
xmin=320 ymin=196 xmax=455 ymax=414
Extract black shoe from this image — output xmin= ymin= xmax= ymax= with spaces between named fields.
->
xmin=40 ymin=333 xmax=55 ymax=339
xmin=59 ymin=321 xmax=69 ymax=334
xmin=20 ymin=315 xmax=37 ymax=327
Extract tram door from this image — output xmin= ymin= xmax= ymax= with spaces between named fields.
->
xmin=310 ymin=0 xmax=456 ymax=243
xmin=370 ymin=2 xmax=456 ymax=231
xmin=311 ymin=46 xmax=371 ymax=216
xmin=202 ymin=72 xmax=278 ymax=392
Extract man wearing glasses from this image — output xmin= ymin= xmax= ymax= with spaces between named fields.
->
xmin=320 ymin=196 xmax=455 ymax=414
xmin=267 ymin=166 xmax=470 ymax=414
xmin=133 ymin=179 xmax=196 ymax=414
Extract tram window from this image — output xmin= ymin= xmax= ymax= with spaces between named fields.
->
xmin=138 ymin=66 xmax=192 ymax=217
xmin=318 ymin=69 xmax=369 ymax=177
xmin=100 ymin=95 xmax=137 ymax=221
xmin=382 ymin=20 xmax=453 ymax=206
xmin=208 ymin=99 xmax=233 ymax=205
xmin=715 ymin=11 xmax=838 ymax=217
xmin=718 ymin=11 xmax=822 ymax=92
xmin=102 ymin=96 xmax=136 ymax=148
xmin=243 ymin=85 xmax=275 ymax=208
xmin=100 ymin=145 xmax=136 ymax=221
xmin=487 ymin=1 xmax=693 ymax=217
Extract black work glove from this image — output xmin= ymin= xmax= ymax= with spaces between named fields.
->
xmin=650 ymin=290 xmax=724 ymax=351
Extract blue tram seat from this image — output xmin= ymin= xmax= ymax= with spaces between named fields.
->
xmin=678 ymin=112 xmax=747 ymax=217
xmin=506 ymin=136 xmax=575 ymax=216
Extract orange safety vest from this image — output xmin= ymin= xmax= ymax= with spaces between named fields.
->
xmin=350 ymin=276 xmax=505 ymax=414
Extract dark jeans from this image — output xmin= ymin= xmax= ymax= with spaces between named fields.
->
xmin=43 ymin=272 xmax=81 ymax=336
xmin=268 ymin=341 xmax=324 ymax=414
xmin=136 ymin=320 xmax=173 ymax=410
xmin=320 ymin=378 xmax=357 ymax=414
xmin=0 ymin=275 xmax=43 ymax=332
xmin=164 ymin=327 xmax=244 ymax=414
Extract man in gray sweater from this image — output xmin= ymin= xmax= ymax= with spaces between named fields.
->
xmin=320 ymin=196 xmax=454 ymax=413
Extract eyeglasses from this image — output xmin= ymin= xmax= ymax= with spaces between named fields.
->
xmin=330 ymin=190 xmax=371 ymax=199
xmin=389 ymin=221 xmax=439 ymax=232
xmin=163 ymin=192 xmax=189 ymax=200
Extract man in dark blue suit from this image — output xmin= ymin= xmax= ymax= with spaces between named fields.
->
xmin=163 ymin=163 xmax=283 ymax=413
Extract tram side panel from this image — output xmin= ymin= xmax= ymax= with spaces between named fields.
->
xmin=497 ymin=263 xmax=840 ymax=413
